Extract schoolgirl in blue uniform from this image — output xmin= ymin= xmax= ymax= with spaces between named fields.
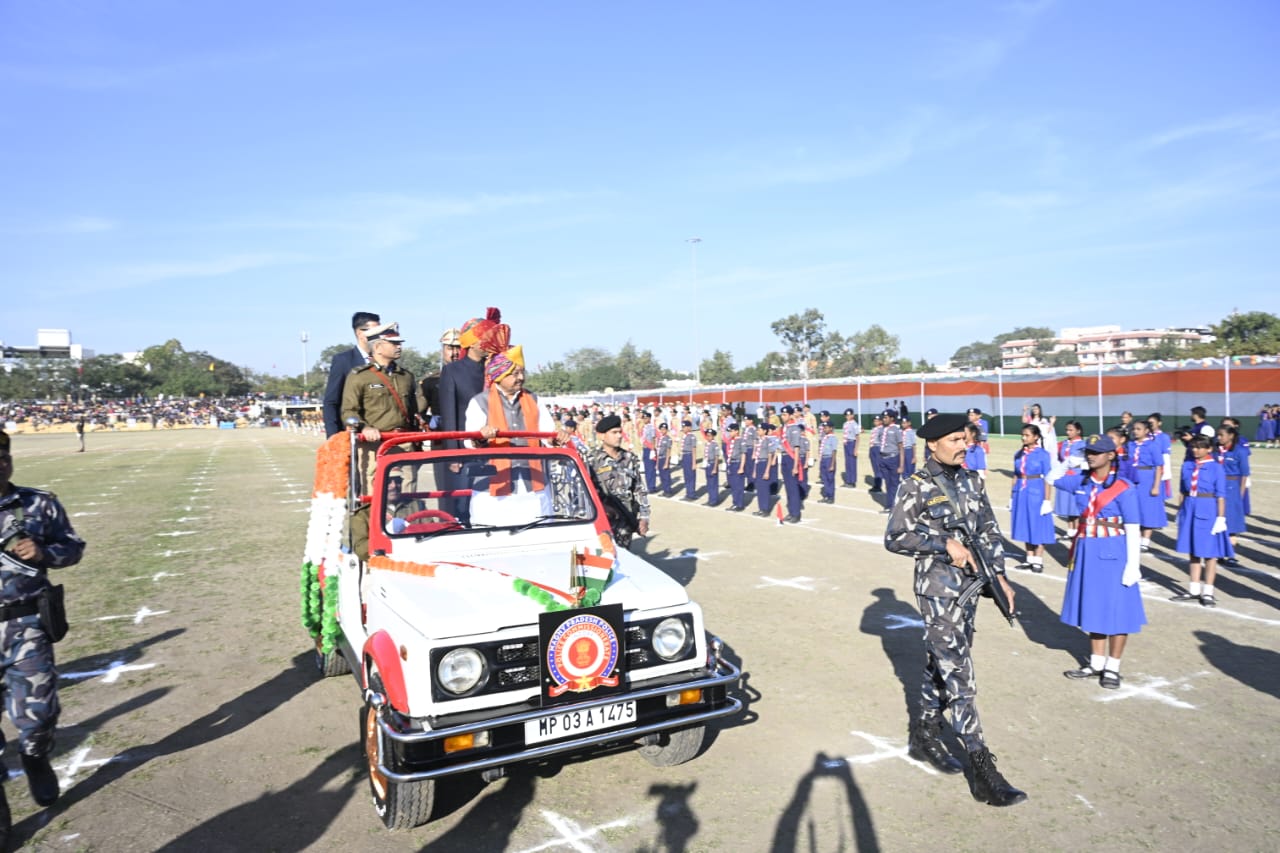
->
xmin=1107 ymin=427 xmax=1135 ymax=482
xmin=1147 ymin=413 xmax=1174 ymax=499
xmin=1254 ymin=406 xmax=1275 ymax=447
xmin=1127 ymin=419 xmax=1166 ymax=551
xmin=1171 ymin=434 xmax=1234 ymax=607
xmin=1011 ymin=424 xmax=1055 ymax=573
xmin=1215 ymin=425 xmax=1249 ymax=565
xmin=962 ymin=423 xmax=986 ymax=480
xmin=1221 ymin=417 xmax=1253 ymax=518
xmin=1059 ymin=434 xmax=1145 ymax=689
xmin=1054 ymin=420 xmax=1087 ymax=531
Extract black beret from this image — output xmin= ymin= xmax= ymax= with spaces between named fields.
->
xmin=916 ymin=413 xmax=968 ymax=440
xmin=595 ymin=414 xmax=621 ymax=433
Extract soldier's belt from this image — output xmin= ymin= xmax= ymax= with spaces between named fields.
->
xmin=0 ymin=598 xmax=41 ymax=621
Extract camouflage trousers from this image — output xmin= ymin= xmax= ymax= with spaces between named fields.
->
xmin=0 ymin=615 xmax=59 ymax=757
xmin=916 ymin=595 xmax=984 ymax=753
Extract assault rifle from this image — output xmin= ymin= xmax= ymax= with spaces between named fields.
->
xmin=945 ymin=513 xmax=1016 ymax=626
xmin=0 ymin=520 xmax=41 ymax=578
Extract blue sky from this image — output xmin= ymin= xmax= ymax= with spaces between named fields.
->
xmin=3 ymin=1 xmax=1278 ymax=378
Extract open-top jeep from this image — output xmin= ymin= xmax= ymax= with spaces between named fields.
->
xmin=300 ymin=429 xmax=741 ymax=828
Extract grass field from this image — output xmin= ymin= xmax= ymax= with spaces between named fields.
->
xmin=3 ymin=426 xmax=1278 ymax=852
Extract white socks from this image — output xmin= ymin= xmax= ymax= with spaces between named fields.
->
xmin=1089 ymin=654 xmax=1105 ymax=671
xmin=1104 ymin=656 xmax=1122 ymax=674
xmin=1189 ymin=581 xmax=1203 ymax=596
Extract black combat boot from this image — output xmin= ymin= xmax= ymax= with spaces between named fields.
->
xmin=0 ymin=782 xmax=10 ymax=852
xmin=907 ymin=719 xmax=963 ymax=774
xmin=966 ymin=747 xmax=1027 ymax=806
xmin=22 ymin=753 xmax=60 ymax=807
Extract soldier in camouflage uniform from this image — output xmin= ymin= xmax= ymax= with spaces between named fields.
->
xmin=883 ymin=413 xmax=1027 ymax=807
xmin=0 ymin=430 xmax=86 ymax=834
xmin=583 ymin=415 xmax=650 ymax=548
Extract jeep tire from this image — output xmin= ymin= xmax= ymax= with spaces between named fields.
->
xmin=637 ymin=725 xmax=706 ymax=767
xmin=315 ymin=635 xmax=351 ymax=677
xmin=363 ymin=673 xmax=434 ymax=829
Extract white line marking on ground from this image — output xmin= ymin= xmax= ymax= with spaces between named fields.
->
xmin=71 ymin=512 xmax=100 ymax=517
xmin=1093 ymin=672 xmax=1209 ymax=709
xmin=844 ymin=731 xmax=938 ymax=776
xmin=155 ymin=531 xmax=197 ymax=538
xmin=125 ymin=571 xmax=185 ymax=582
xmin=757 ymin=576 xmax=821 ymax=591
xmin=884 ymin=614 xmax=924 ymax=630
xmin=664 ymin=549 xmax=728 ymax=561
xmin=54 ymin=746 xmax=121 ymax=786
xmin=62 ymin=661 xmax=157 ymax=684
xmin=514 ymin=809 xmax=634 ymax=853
xmin=94 ymin=606 xmax=170 ymax=624
xmin=1076 ymin=794 xmax=1095 ymax=811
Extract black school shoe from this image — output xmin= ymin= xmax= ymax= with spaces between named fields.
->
xmin=1063 ymin=665 xmax=1100 ymax=680
xmin=1099 ymin=670 xmax=1122 ymax=690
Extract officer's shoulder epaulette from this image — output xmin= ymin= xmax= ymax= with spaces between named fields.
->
xmin=350 ymin=363 xmax=374 ymax=374
xmin=909 ymin=470 xmax=930 ymax=483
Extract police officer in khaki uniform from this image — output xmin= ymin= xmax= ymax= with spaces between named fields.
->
xmin=341 ymin=323 xmax=425 ymax=558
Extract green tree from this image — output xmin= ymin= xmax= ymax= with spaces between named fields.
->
xmin=615 ymin=341 xmax=665 ymax=389
xmin=395 ymin=347 xmax=440 ymax=382
xmin=700 ymin=350 xmax=737 ymax=384
xmin=827 ymin=324 xmax=900 ymax=375
xmin=525 ymin=361 xmax=573 ymax=395
xmin=770 ymin=309 xmax=827 ymax=378
xmin=949 ymin=341 xmax=1003 ymax=370
xmin=1189 ymin=311 xmax=1280 ymax=357
xmin=1131 ymin=335 xmax=1186 ymax=362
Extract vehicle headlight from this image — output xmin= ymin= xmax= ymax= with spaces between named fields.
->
xmin=437 ymin=648 xmax=487 ymax=695
xmin=651 ymin=617 xmax=692 ymax=661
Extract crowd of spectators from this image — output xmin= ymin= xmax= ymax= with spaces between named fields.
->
xmin=1 ymin=397 xmax=312 ymax=432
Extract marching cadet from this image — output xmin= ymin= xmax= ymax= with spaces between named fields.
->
xmin=818 ymin=423 xmax=839 ymax=503
xmin=656 ymin=423 xmax=674 ymax=497
xmin=922 ymin=408 xmax=939 ymax=462
xmin=884 ymin=413 xmax=1026 ymax=807
xmin=752 ymin=423 xmax=781 ymax=517
xmin=868 ymin=414 xmax=885 ymax=493
xmin=875 ymin=409 xmax=906 ymax=511
xmin=703 ymin=428 xmax=722 ymax=506
xmin=639 ymin=412 xmax=658 ymax=494
xmin=780 ymin=406 xmax=806 ymax=523
xmin=741 ymin=415 xmax=758 ymax=493
xmin=0 ymin=431 xmax=87 ymax=832
xmin=725 ymin=422 xmax=747 ymax=511
xmin=902 ymin=418 xmax=918 ymax=477
xmin=679 ymin=420 xmax=698 ymax=500
xmin=841 ymin=408 xmax=860 ymax=487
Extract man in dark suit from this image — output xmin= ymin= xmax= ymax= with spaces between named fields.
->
xmin=323 ymin=311 xmax=380 ymax=437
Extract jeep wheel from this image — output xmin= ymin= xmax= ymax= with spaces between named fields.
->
xmin=363 ymin=674 xmax=434 ymax=828
xmin=637 ymin=725 xmax=706 ymax=767
xmin=315 ymin=635 xmax=351 ymax=677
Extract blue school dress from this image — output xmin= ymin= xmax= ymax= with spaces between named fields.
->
xmin=1216 ymin=443 xmax=1249 ymax=535
xmin=1175 ymin=459 xmax=1235 ymax=559
xmin=1011 ymin=445 xmax=1055 ymax=545
xmin=1130 ymin=437 xmax=1168 ymax=529
xmin=963 ymin=443 xmax=986 ymax=471
xmin=1060 ymin=476 xmax=1146 ymax=635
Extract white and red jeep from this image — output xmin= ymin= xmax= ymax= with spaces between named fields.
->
xmin=300 ymin=429 xmax=740 ymax=828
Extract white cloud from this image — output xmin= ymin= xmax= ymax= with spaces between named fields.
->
xmin=119 ymin=252 xmax=310 ymax=284
xmin=1138 ymin=114 xmax=1280 ymax=150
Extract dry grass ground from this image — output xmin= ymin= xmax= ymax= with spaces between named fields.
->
xmin=3 ymin=428 xmax=1277 ymax=852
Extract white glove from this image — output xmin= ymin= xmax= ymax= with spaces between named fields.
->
xmin=1040 ymin=499 xmax=1053 ymax=516
xmin=1162 ymin=453 xmax=1172 ymax=480
xmin=1211 ymin=516 xmax=1228 ymax=535
xmin=1245 ymin=477 xmax=1252 ymax=490
xmin=1122 ymin=523 xmax=1141 ymax=586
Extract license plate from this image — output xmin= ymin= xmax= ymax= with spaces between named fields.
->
xmin=525 ymin=700 xmax=636 ymax=745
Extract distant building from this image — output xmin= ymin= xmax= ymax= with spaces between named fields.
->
xmin=0 ymin=329 xmax=94 ymax=362
xmin=1000 ymin=325 xmax=1213 ymax=369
